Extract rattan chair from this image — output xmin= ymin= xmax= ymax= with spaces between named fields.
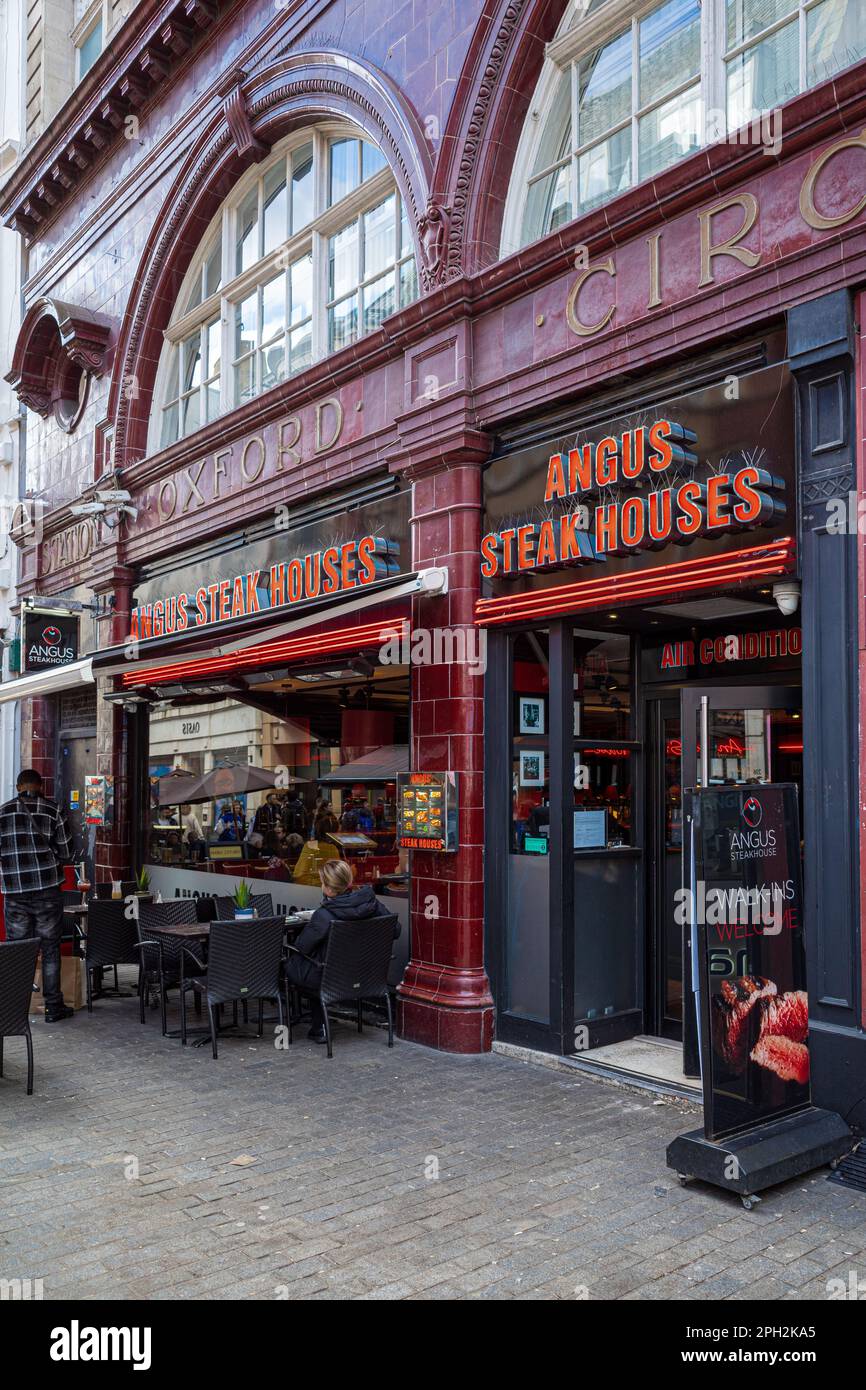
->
xmin=294 ymin=915 xmax=397 ymax=1058
xmin=137 ymin=899 xmax=203 ymax=1035
xmin=78 ymin=900 xmax=140 ymax=1011
xmin=0 ymin=938 xmax=40 ymax=1094
xmin=179 ymin=918 xmax=286 ymax=1057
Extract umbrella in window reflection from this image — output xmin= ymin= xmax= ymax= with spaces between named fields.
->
xmin=155 ymin=768 xmax=201 ymax=809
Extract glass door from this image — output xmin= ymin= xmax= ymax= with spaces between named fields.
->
xmin=680 ymin=686 xmax=802 ymax=794
xmin=647 ymin=699 xmax=685 ymax=1039
xmin=679 ymin=684 xmax=802 ymax=1074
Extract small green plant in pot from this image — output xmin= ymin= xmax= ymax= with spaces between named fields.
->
xmin=232 ymin=880 xmax=255 ymax=919
xmin=134 ymin=867 xmax=152 ymax=901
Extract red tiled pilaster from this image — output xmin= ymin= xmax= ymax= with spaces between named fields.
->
xmin=395 ymin=445 xmax=494 ymax=1052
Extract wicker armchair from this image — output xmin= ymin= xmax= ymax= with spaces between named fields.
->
xmin=137 ymin=899 xmax=203 ymax=1035
xmin=293 ymin=915 xmax=397 ymax=1058
xmin=0 ymin=938 xmax=40 ymax=1094
xmin=78 ymin=900 xmax=140 ymax=1011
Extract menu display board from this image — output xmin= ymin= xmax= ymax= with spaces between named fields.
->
xmin=688 ymin=784 xmax=808 ymax=1141
xmin=84 ymin=775 xmax=113 ymax=827
xmin=573 ymin=809 xmax=607 ymax=849
xmin=397 ymin=771 xmax=458 ymax=852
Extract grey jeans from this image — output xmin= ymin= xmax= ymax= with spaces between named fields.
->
xmin=5 ymin=888 xmax=65 ymax=1010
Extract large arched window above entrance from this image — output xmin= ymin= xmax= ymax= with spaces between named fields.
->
xmin=150 ymin=124 xmax=419 ymax=452
xmin=501 ymin=0 xmax=866 ymax=257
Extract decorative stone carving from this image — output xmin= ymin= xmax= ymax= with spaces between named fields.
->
xmin=218 ymin=68 xmax=269 ymax=163
xmin=417 ymin=201 xmax=451 ymax=289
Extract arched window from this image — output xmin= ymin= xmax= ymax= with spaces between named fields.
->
xmin=502 ymin=0 xmax=866 ymax=257
xmin=151 ymin=125 xmax=419 ymax=452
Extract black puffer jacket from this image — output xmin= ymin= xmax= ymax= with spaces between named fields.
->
xmin=288 ymin=883 xmax=400 ymax=987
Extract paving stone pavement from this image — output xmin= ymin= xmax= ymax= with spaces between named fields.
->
xmin=1 ymin=978 xmax=864 ymax=1301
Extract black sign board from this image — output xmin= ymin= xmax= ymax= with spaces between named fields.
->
xmin=688 ymin=783 xmax=808 ymax=1141
xmin=23 ymin=611 xmax=79 ymax=672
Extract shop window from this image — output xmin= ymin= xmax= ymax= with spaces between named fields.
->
xmin=573 ymin=629 xmax=631 ymax=741
xmin=501 ymin=0 xmax=866 ymax=255
xmin=572 ymin=747 xmax=634 ymax=847
xmin=511 ymin=630 xmax=551 ymax=855
xmin=573 ymin=630 xmax=634 ymax=847
xmin=150 ymin=126 xmax=419 ymax=452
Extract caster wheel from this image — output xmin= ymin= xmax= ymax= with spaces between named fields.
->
xmin=740 ymin=1193 xmax=761 ymax=1211
xmin=677 ymin=1173 xmax=691 ymax=1187
xmin=830 ymin=1158 xmax=840 ymax=1170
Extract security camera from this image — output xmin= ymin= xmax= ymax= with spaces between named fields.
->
xmin=70 ymin=501 xmax=106 ymax=516
xmin=772 ymin=581 xmax=800 ymax=616
xmin=101 ymin=504 xmax=138 ymax=529
xmin=95 ymin=489 xmax=133 ymax=504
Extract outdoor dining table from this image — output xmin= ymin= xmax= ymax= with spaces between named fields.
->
xmin=142 ymin=916 xmax=307 ymax=1044
xmin=143 ymin=916 xmax=308 ymax=941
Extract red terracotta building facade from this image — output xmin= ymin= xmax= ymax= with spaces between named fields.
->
xmin=3 ymin=0 xmax=866 ymax=1119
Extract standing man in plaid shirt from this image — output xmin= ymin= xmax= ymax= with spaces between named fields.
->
xmin=0 ymin=769 xmax=75 ymax=1022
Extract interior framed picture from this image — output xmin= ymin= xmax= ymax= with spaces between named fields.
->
xmin=519 ymin=750 xmax=545 ymax=787
xmin=518 ymin=696 xmax=545 ymax=734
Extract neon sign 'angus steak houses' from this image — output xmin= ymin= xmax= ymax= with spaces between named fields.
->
xmin=129 ymin=535 xmax=400 ymax=640
xmin=480 ymin=419 xmax=786 ymax=578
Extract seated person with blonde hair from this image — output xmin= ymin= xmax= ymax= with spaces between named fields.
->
xmin=285 ymin=859 xmax=398 ymax=1042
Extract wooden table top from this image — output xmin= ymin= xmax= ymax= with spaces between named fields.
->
xmin=144 ymin=922 xmax=211 ymax=938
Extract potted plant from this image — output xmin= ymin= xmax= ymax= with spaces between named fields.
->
xmin=134 ymin=867 xmax=153 ymax=903
xmin=232 ymin=880 xmax=255 ymax=920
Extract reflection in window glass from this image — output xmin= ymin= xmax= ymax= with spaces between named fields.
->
xmin=363 ymin=271 xmax=395 ymax=334
xmin=639 ymin=0 xmax=701 ymax=107
xmin=577 ymin=30 xmax=631 ymax=147
xmin=204 ymin=239 xmax=222 ymax=299
xmin=511 ymin=630 xmax=550 ymax=855
xmin=362 ymin=140 xmax=387 ymax=180
xmin=261 ymin=274 xmax=286 ymax=344
xmin=154 ymin=128 xmax=419 ymax=451
xmin=329 ymin=294 xmax=358 ymax=353
xmin=329 ymin=220 xmax=359 ymax=302
xmin=364 ymin=195 xmax=396 ymax=280
xmin=573 ymin=631 xmax=631 ymax=740
xmin=236 ymin=188 xmax=259 ymax=274
xmin=291 ymin=142 xmax=314 ymax=233
xmin=726 ymin=19 xmax=799 ymax=130
xmin=263 ymin=164 xmax=287 ymax=256
xmin=638 ymin=83 xmax=702 ymax=179
xmin=807 ymin=0 xmax=866 ymax=83
xmin=726 ymin=0 xmax=794 ymax=50
xmin=161 ymin=398 xmax=178 ymax=450
xmin=329 ymin=138 xmax=358 ymax=206
xmin=578 ymin=126 xmax=630 ymax=212
xmin=573 ymin=750 xmax=633 ymax=846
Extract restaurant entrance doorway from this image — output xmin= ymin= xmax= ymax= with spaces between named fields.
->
xmin=646 ymin=682 xmax=803 ymax=1067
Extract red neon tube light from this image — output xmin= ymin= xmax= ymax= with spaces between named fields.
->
xmin=122 ymin=617 xmax=409 ymax=688
xmin=476 ymin=538 xmax=794 ymax=617
xmin=475 ymin=538 xmax=795 ymax=626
